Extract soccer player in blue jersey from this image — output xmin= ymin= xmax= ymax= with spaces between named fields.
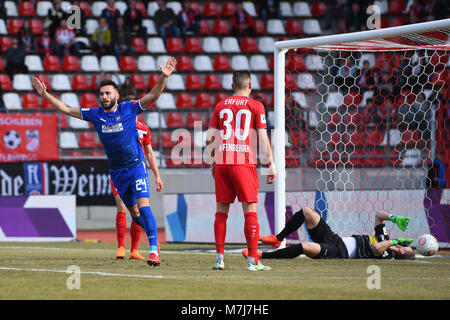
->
xmin=32 ymin=57 xmax=177 ymax=267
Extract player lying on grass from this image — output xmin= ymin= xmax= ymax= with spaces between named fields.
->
xmin=32 ymin=57 xmax=177 ymax=267
xmin=112 ymin=95 xmax=163 ymax=260
xmin=242 ymin=207 xmax=415 ymax=260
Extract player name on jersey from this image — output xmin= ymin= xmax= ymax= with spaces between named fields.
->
xmin=218 ymin=143 xmax=250 ymax=153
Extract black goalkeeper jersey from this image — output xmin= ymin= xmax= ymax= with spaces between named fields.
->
xmin=351 ymin=223 xmax=394 ymax=259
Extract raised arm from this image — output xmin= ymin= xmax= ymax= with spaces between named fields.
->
xmin=140 ymin=57 xmax=177 ymax=109
xmin=32 ymin=76 xmax=81 ymax=119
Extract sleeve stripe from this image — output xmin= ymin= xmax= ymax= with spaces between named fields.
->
xmin=138 ymin=98 xmax=145 ymax=110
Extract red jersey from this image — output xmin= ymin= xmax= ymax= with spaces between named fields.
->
xmin=136 ymin=120 xmax=152 ymax=149
xmin=209 ymin=95 xmax=267 ymax=166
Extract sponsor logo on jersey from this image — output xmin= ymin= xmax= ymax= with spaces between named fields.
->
xmin=101 ymin=123 xmax=124 ymax=133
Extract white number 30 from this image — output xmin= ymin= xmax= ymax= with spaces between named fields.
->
xmin=219 ymin=108 xmax=251 ymax=141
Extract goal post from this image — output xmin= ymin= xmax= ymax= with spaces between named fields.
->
xmin=273 ymin=19 xmax=450 ymax=247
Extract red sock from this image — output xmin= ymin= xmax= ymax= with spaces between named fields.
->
xmin=115 ymin=212 xmax=127 ymax=248
xmin=244 ymin=212 xmax=259 ymax=265
xmin=214 ymin=212 xmax=228 ymax=255
xmin=130 ymin=220 xmax=142 ymax=251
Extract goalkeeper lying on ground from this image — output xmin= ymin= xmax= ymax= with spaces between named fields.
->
xmin=242 ymin=207 xmax=415 ymax=260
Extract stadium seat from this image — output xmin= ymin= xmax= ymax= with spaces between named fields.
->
xmin=167 ymin=112 xmax=185 ymax=128
xmin=325 ymin=92 xmax=344 ymax=109
xmin=13 ymin=74 xmax=32 ymax=91
xmin=0 ymin=36 xmax=12 ymax=52
xmin=147 ymin=1 xmax=159 ymax=16
xmin=89 ymin=151 xmax=105 ymax=157
xmin=286 ymin=19 xmax=303 ymax=35
xmin=22 ymin=93 xmax=40 ymax=109
xmin=213 ymin=20 xmax=230 ymax=35
xmin=100 ymin=55 xmax=119 ymax=72
xmin=44 ymin=55 xmax=62 ymax=71
xmin=280 ymin=2 xmax=293 ymax=17
xmin=202 ymin=37 xmax=221 ymax=53
xmin=243 ymin=2 xmax=257 ymax=16
xmin=51 ymin=74 xmax=71 ymax=91
xmin=67 ymin=151 xmax=85 ymax=159
xmin=167 ymin=1 xmax=182 ymax=15
xmin=35 ymin=74 xmax=51 ymax=90
xmin=267 ymin=19 xmax=285 ymax=34
xmin=0 ymin=74 xmax=12 ymax=90
xmin=213 ymin=56 xmax=231 ymax=71
xmin=29 ymin=19 xmax=43 ymax=34
xmin=86 ymin=19 xmax=99 ymax=35
xmin=214 ymin=93 xmax=228 ymax=106
xmin=137 ymin=55 xmax=157 ymax=72
xmin=166 ymin=74 xmax=185 ymax=90
xmin=63 ymin=55 xmax=81 ymax=71
xmin=147 ymin=37 xmax=166 ymax=53
xmin=401 ymin=129 xmax=420 ymax=146
xmin=81 ymin=93 xmax=98 ymax=107
xmin=119 ymin=56 xmax=138 ymax=71
xmin=78 ymin=132 xmax=98 ymax=148
xmin=221 ymin=74 xmax=233 ymax=90
xmin=176 ymin=56 xmax=194 ymax=71
xmin=258 ymin=37 xmax=275 ymax=53
xmin=204 ymin=74 xmax=222 ymax=90
xmin=115 ymin=1 xmax=128 ymax=15
xmin=18 ymin=1 xmax=36 ymax=16
xmin=8 ymin=19 xmax=23 ymax=34
xmin=203 ymin=2 xmax=220 ymax=17
xmin=24 ymin=55 xmax=43 ymax=72
xmin=254 ymin=20 xmax=267 ymax=35
xmin=343 ymin=91 xmax=362 ymax=106
xmin=162 ymin=133 xmax=176 ymax=149
xmin=132 ymin=37 xmax=147 ymax=53
xmin=260 ymin=74 xmax=274 ymax=90
xmin=135 ymin=1 xmax=147 ymax=17
xmin=303 ymin=19 xmax=322 ymax=34
xmin=61 ymin=92 xmax=80 ymax=107
xmin=146 ymin=112 xmax=167 ymax=129
xmin=185 ymin=74 xmax=203 ymax=90
xmin=389 ymin=0 xmax=405 ymax=14
xmin=60 ymin=132 xmax=79 ymax=149
xmin=311 ymin=2 xmax=326 ymax=17
xmin=0 ymin=59 xmax=3 ymax=71
xmin=431 ymin=70 xmax=449 ymax=87
xmin=72 ymin=74 xmax=90 ymax=91
xmin=240 ymin=37 xmax=258 ymax=53
xmin=286 ymin=54 xmax=306 ymax=71
xmin=176 ymin=93 xmax=194 ymax=108
xmin=156 ymin=93 xmax=176 ymax=109
xmin=92 ymin=1 xmax=107 ymax=16
xmin=293 ymin=2 xmax=312 ymax=16
xmin=285 ymin=73 xmax=297 ymax=90
xmin=166 ymin=37 xmax=184 ymax=53
xmin=297 ymin=73 xmax=316 ymax=90
xmin=249 ymin=55 xmax=269 ymax=71
xmin=198 ymin=20 xmax=211 ymax=35
xmin=193 ymin=55 xmax=213 ymax=71
xmin=148 ymin=74 xmax=161 ymax=89
xmin=130 ymin=74 xmax=147 ymax=90
xmin=69 ymin=115 xmax=90 ymax=129
xmin=185 ymin=37 xmax=202 ymax=53
xmin=391 ymin=16 xmax=406 ymax=27
xmin=186 ymin=112 xmax=204 ymax=128
xmin=221 ymin=37 xmax=240 ymax=53
xmin=81 ymin=55 xmax=100 ymax=72
xmin=231 ymin=55 xmax=250 ymax=70
xmin=195 ymin=93 xmax=213 ymax=108
xmin=221 ymin=2 xmax=236 ymax=16
xmin=305 ymin=55 xmax=324 ymax=71
xmin=3 ymin=93 xmax=21 ymax=109
xmin=4 ymin=1 xmax=18 ymax=16
xmin=58 ymin=113 xmax=69 ymax=128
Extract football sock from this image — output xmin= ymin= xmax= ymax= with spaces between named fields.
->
xmin=244 ymin=212 xmax=259 ymax=265
xmin=135 ymin=206 xmax=159 ymax=255
xmin=262 ymin=243 xmax=304 ymax=259
xmin=276 ymin=209 xmax=305 ymax=242
xmin=115 ymin=211 xmax=127 ymax=248
xmin=214 ymin=212 xmax=228 ymax=256
xmin=130 ymin=220 xmax=142 ymax=251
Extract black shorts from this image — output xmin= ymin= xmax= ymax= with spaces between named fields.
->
xmin=308 ymin=218 xmax=349 ymax=259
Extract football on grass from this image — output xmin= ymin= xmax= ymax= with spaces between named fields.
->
xmin=416 ymin=234 xmax=439 ymax=256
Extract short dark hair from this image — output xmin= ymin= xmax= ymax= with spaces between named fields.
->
xmin=99 ymin=79 xmax=119 ymax=92
xmin=232 ymin=70 xmax=251 ymax=90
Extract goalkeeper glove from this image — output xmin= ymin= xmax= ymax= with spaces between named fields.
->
xmin=389 ymin=215 xmax=411 ymax=231
xmin=391 ymin=238 xmax=414 ymax=247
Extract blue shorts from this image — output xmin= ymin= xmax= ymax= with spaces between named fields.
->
xmin=109 ymin=161 xmax=150 ymax=207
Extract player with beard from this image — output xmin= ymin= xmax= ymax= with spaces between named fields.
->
xmin=32 ymin=57 xmax=177 ymax=267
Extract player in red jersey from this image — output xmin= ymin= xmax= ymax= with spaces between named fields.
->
xmin=113 ymin=96 xmax=163 ymax=260
xmin=206 ymin=71 xmax=276 ymax=271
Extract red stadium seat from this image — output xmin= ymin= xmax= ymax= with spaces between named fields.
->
xmin=196 ymin=93 xmax=212 ymax=108
xmin=185 ymin=37 xmax=203 ymax=53
xmin=343 ymin=91 xmax=362 ymax=106
xmin=391 ymin=16 xmax=406 ymax=27
xmin=22 ymin=93 xmax=40 ymax=109
xmin=63 ymin=55 xmax=81 ymax=71
xmin=240 ymin=37 xmax=258 ymax=53
xmin=186 ymin=112 xmax=204 ymax=128
xmin=254 ymin=20 xmax=267 ymax=35
xmin=365 ymin=130 xmax=383 ymax=146
xmin=166 ymin=37 xmax=184 ymax=53
xmin=0 ymin=59 xmax=3 ymax=71
xmin=0 ymin=37 xmax=12 ymax=52
xmin=286 ymin=19 xmax=303 ymax=35
xmin=389 ymin=0 xmax=405 ymax=14
xmin=176 ymin=93 xmax=193 ymax=108
xmin=161 ymin=132 xmax=176 ymax=148
xmin=252 ymin=93 xmax=269 ymax=106
xmin=167 ymin=112 xmax=185 ymax=128
xmin=185 ymin=74 xmax=203 ymax=90
xmin=260 ymin=74 xmax=274 ymax=90
xmin=71 ymin=74 xmax=90 ymax=91
xmin=198 ymin=20 xmax=211 ymax=35
xmin=59 ymin=114 xmax=69 ymax=128
xmin=190 ymin=2 xmax=201 ymax=13
xmin=214 ymin=93 xmax=228 ymax=106
xmin=431 ymin=70 xmax=448 ymax=87
xmin=0 ymin=74 xmax=12 ymax=90
xmin=203 ymin=3 xmax=220 ymax=17
xmin=41 ymin=93 xmax=57 ymax=108
xmin=68 ymin=151 xmax=85 ymax=159
xmin=148 ymin=74 xmax=161 ymax=89
xmin=135 ymin=1 xmax=147 ymax=17
xmin=8 ymin=19 xmax=23 ymax=34
xmin=311 ymin=2 xmax=326 ymax=17
xmin=401 ymin=129 xmax=420 ymax=146
xmin=81 ymin=93 xmax=98 ymax=108
xmin=286 ymin=149 xmax=300 ymax=167
xmin=151 ymin=132 xmax=159 ymax=148
xmin=79 ymin=1 xmax=93 ymax=16
xmin=285 ymin=73 xmax=297 ymax=90
xmin=286 ymin=54 xmax=305 ymax=71
xmin=79 ymin=132 xmax=98 ymax=148
xmin=132 ymin=37 xmax=147 ymax=53
xmin=119 ymin=56 xmax=138 ymax=71
xmin=204 ymin=74 xmax=222 ymax=90
xmin=213 ymin=56 xmax=231 ymax=71
xmin=213 ymin=20 xmax=230 ymax=35
xmin=44 ymin=55 xmax=62 ymax=71
xmin=221 ymin=2 xmax=236 ymax=16
xmin=176 ymin=56 xmax=194 ymax=71
xmin=29 ymin=19 xmax=43 ymax=34
xmin=19 ymin=1 xmax=36 ymax=16
xmin=89 ymin=151 xmax=105 ymax=157
xmin=130 ymin=74 xmax=147 ymax=90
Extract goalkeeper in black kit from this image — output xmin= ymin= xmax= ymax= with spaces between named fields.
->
xmin=242 ymin=207 xmax=416 ymax=260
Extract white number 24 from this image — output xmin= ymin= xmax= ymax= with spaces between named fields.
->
xmin=136 ymin=178 xmax=147 ymax=191
xmin=219 ymin=108 xmax=252 ymax=141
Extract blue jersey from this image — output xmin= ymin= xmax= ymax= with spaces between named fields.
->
xmin=80 ymin=99 xmax=145 ymax=170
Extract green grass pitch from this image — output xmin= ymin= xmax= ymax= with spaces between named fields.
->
xmin=0 ymin=241 xmax=448 ymax=300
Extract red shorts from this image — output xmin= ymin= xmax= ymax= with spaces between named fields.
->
xmin=214 ymin=165 xmax=259 ymax=203
xmin=110 ymin=178 xmax=119 ymax=197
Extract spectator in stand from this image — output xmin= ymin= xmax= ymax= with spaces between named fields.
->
xmin=408 ymin=0 xmax=425 ymax=24
xmin=379 ymin=95 xmax=396 ymax=127
xmin=154 ymin=0 xmax=180 ymax=45
xmin=363 ymin=98 xmax=384 ymax=129
xmin=259 ymin=0 xmax=281 ymax=27
xmin=231 ymin=2 xmax=255 ymax=37
xmin=0 ymin=1 xmax=7 ymax=21
xmin=123 ymin=0 xmax=147 ymax=41
xmin=112 ymin=17 xmax=134 ymax=60
xmin=177 ymin=0 xmax=201 ymax=39
xmin=119 ymin=76 xmax=138 ymax=98
xmin=37 ymin=27 xmax=53 ymax=57
xmin=55 ymin=19 xmax=80 ymax=58
xmin=346 ymin=2 xmax=366 ymax=32
xmin=44 ymin=0 xmax=68 ymax=38
xmin=101 ymin=0 xmax=122 ymax=30
xmin=430 ymin=0 xmax=449 ymax=20
xmin=18 ymin=20 xmax=37 ymax=54
xmin=0 ymin=83 xmax=5 ymax=110
xmin=358 ymin=59 xmax=375 ymax=89
xmin=91 ymin=17 xmax=112 ymax=57
xmin=5 ymin=38 xmax=29 ymax=80
xmin=71 ymin=0 xmax=87 ymax=37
